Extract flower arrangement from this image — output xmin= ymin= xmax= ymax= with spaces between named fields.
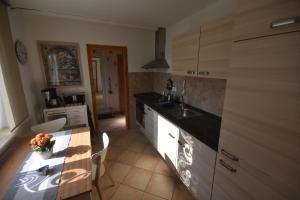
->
xmin=30 ymin=133 xmax=55 ymax=152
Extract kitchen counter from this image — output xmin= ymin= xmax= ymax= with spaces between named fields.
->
xmin=134 ymin=92 xmax=221 ymax=151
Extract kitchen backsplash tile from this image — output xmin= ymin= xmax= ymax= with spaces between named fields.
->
xmin=153 ymin=72 xmax=226 ymax=116
xmin=128 ymin=72 xmax=154 ymax=128
xmin=128 ymin=72 xmax=226 ymax=128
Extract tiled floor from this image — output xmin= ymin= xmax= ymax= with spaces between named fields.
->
xmin=92 ymin=128 xmax=195 ymax=200
xmin=99 ymin=114 xmax=126 ymax=133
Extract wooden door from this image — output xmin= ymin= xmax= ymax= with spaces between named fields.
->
xmin=212 ymin=31 xmax=300 ymax=200
xmin=117 ymin=54 xmax=125 ymax=114
xmin=234 ymin=0 xmax=300 ymax=41
xmin=172 ymin=28 xmax=200 ymax=76
xmin=198 ymin=17 xmax=234 ymax=79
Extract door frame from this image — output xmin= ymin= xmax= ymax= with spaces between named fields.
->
xmin=87 ymin=44 xmax=130 ymax=134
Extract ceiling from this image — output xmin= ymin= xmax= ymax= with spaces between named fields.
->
xmin=9 ymin=0 xmax=216 ymax=29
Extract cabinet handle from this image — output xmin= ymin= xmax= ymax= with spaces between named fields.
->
xmin=178 ymin=140 xmax=183 ymax=146
xmin=147 ymin=107 xmax=151 ymax=111
xmin=221 ymin=149 xmax=239 ymax=161
xmin=168 ymin=133 xmax=175 ymax=139
xmin=271 ymin=17 xmax=300 ymax=28
xmin=198 ymin=71 xmax=210 ymax=75
xmin=219 ymin=159 xmax=237 ymax=173
xmin=187 ymin=70 xmax=195 ymax=75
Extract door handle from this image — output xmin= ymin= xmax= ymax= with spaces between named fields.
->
xmin=168 ymin=133 xmax=175 ymax=139
xmin=219 ymin=159 xmax=237 ymax=173
xmin=221 ymin=149 xmax=239 ymax=162
xmin=198 ymin=71 xmax=210 ymax=75
xmin=271 ymin=16 xmax=300 ymax=28
xmin=187 ymin=70 xmax=195 ymax=75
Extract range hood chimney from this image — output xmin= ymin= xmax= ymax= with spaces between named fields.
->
xmin=142 ymin=27 xmax=170 ymax=69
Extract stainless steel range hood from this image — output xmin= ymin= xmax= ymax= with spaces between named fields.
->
xmin=142 ymin=27 xmax=170 ymax=69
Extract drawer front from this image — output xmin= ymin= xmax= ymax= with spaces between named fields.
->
xmin=144 ymin=105 xmax=154 ymax=118
xmin=234 ymin=0 xmax=300 ymax=41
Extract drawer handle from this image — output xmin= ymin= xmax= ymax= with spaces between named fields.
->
xmin=168 ymin=133 xmax=175 ymax=139
xmin=219 ymin=159 xmax=237 ymax=173
xmin=198 ymin=71 xmax=210 ymax=75
xmin=271 ymin=17 xmax=300 ymax=28
xmin=147 ymin=108 xmax=151 ymax=111
xmin=178 ymin=140 xmax=183 ymax=146
xmin=221 ymin=149 xmax=239 ymax=162
xmin=187 ymin=70 xmax=195 ymax=75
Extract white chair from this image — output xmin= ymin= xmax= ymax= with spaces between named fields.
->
xmin=31 ymin=118 xmax=67 ymax=134
xmin=91 ymin=132 xmax=115 ymax=200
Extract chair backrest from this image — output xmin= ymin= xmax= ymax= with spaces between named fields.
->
xmin=91 ymin=132 xmax=109 ymax=165
xmin=31 ymin=118 xmax=67 ymax=134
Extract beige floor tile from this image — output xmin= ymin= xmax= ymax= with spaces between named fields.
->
xmin=111 ymin=184 xmax=144 ymax=200
xmin=123 ymin=167 xmax=153 ymax=190
xmin=143 ymin=145 xmax=159 ymax=156
xmin=154 ymin=159 xmax=174 ymax=177
xmin=172 ymin=180 xmax=195 ymax=200
xmin=135 ymin=153 xmax=159 ymax=171
xmin=117 ymin=150 xmax=141 ymax=165
xmin=145 ymin=174 xmax=175 ymax=200
xmin=109 ymin=162 xmax=132 ymax=182
xmin=99 ymin=174 xmax=120 ymax=200
xmin=107 ymin=146 xmax=124 ymax=161
xmin=142 ymin=193 xmax=166 ymax=200
xmin=113 ymin=137 xmax=131 ymax=148
xmin=128 ymin=141 xmax=148 ymax=153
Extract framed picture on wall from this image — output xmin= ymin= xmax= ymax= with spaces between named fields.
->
xmin=38 ymin=41 xmax=83 ymax=87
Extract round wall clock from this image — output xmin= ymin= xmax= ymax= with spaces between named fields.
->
xmin=15 ymin=40 xmax=28 ymax=64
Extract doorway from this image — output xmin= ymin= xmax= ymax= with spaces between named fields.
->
xmin=87 ymin=44 xmax=129 ymax=134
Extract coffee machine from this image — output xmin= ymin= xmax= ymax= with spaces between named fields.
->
xmin=41 ymin=88 xmax=62 ymax=108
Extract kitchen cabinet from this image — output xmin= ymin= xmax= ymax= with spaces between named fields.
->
xmin=144 ymin=105 xmax=157 ymax=147
xmin=44 ymin=105 xmax=88 ymax=128
xmin=234 ymin=0 xmax=300 ymax=41
xmin=157 ymin=114 xmax=179 ymax=167
xmin=177 ymin=130 xmax=216 ymax=200
xmin=198 ymin=17 xmax=234 ymax=79
xmin=211 ymin=31 xmax=300 ymax=200
xmin=172 ymin=28 xmax=200 ymax=76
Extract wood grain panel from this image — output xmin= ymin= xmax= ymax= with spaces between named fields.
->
xmin=198 ymin=17 xmax=234 ymax=79
xmin=212 ymin=32 xmax=300 ymax=200
xmin=234 ymin=0 xmax=300 ymax=41
xmin=57 ymin=127 xmax=92 ymax=200
xmin=172 ymin=28 xmax=200 ymax=76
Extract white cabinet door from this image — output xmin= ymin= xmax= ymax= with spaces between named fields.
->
xmin=157 ymin=114 xmax=179 ymax=168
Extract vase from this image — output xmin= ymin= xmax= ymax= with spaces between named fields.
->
xmin=36 ymin=147 xmax=53 ymax=160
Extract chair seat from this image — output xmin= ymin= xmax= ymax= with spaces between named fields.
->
xmin=92 ymin=162 xmax=106 ymax=180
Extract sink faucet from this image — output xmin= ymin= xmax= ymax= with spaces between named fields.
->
xmin=180 ymin=95 xmax=185 ymax=112
xmin=180 ymin=79 xmax=186 ymax=112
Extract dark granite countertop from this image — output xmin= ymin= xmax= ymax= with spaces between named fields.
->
xmin=134 ymin=92 xmax=221 ymax=151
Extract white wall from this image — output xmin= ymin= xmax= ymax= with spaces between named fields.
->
xmin=9 ymin=11 xmax=155 ymax=123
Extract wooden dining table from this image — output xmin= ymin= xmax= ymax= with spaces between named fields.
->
xmin=56 ymin=127 xmax=92 ymax=200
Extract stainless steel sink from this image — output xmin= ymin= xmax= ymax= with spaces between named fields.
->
xmin=169 ymin=108 xmax=203 ymax=119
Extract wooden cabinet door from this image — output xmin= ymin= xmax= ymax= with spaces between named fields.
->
xmin=178 ymin=130 xmax=216 ymax=200
xmin=212 ymin=31 xmax=300 ymax=200
xmin=198 ymin=17 xmax=234 ymax=79
xmin=234 ymin=0 xmax=300 ymax=41
xmin=172 ymin=28 xmax=200 ymax=76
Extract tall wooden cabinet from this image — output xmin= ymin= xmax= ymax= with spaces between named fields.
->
xmin=212 ymin=31 xmax=300 ymax=200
